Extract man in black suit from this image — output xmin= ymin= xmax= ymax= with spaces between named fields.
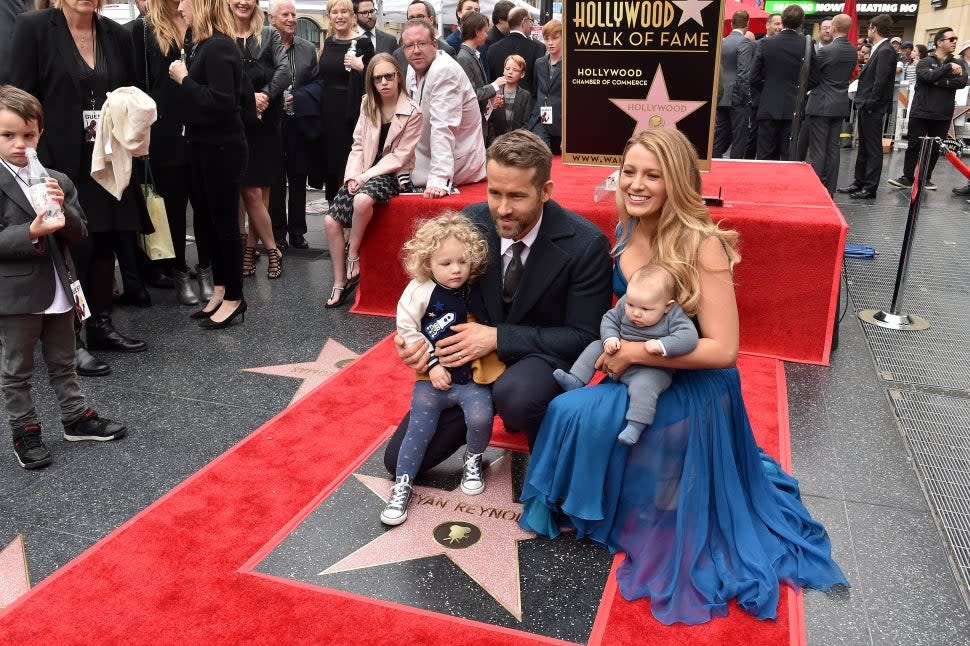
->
xmin=486 ymin=0 xmax=514 ymax=48
xmin=750 ymin=4 xmax=809 ymax=160
xmin=0 ymin=0 xmax=25 ymax=84
xmin=805 ymin=13 xmax=857 ymax=194
xmin=383 ymin=130 xmax=612 ymax=474
xmin=837 ymin=14 xmax=896 ymax=199
xmin=355 ymin=0 xmax=396 ymax=55
xmin=713 ymin=9 xmax=753 ymax=159
xmin=744 ymin=12 xmax=782 ymax=159
xmin=485 ymin=6 xmax=545 ymax=96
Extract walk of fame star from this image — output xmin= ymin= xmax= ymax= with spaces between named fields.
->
xmin=672 ymin=0 xmax=713 ymax=27
xmin=319 ymin=454 xmax=534 ymax=620
xmin=243 ymin=339 xmax=359 ymax=404
xmin=0 ymin=535 xmax=30 ymax=609
xmin=609 ymin=65 xmax=707 ymax=136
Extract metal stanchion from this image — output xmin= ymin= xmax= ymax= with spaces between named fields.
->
xmin=858 ymin=136 xmax=933 ymax=331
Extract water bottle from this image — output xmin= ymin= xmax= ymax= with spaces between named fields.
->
xmin=283 ymin=84 xmax=295 ymax=116
xmin=25 ymin=148 xmax=63 ymax=221
xmin=345 ymin=39 xmax=356 ymax=72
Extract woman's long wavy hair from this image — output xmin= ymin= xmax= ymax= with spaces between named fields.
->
xmin=190 ymin=0 xmax=235 ymax=44
xmin=362 ymin=53 xmax=408 ymax=126
xmin=614 ymin=128 xmax=740 ymax=317
xmin=147 ymin=0 xmax=183 ymax=57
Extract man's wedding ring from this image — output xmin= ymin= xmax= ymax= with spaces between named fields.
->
xmin=457 ymin=352 xmax=463 ymax=360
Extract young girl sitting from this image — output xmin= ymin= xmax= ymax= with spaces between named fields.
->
xmin=382 ymin=212 xmax=498 ymax=526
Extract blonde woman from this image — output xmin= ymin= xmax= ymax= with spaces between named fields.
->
xmin=520 ymin=128 xmax=848 ymax=625
xmin=323 ymin=52 xmax=418 ymax=307
xmin=232 ymin=0 xmax=289 ymax=280
xmin=316 ymin=0 xmax=375 ymax=206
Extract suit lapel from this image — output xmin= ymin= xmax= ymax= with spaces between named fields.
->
xmin=0 ymin=167 xmax=36 ymax=220
xmin=51 ymin=10 xmax=83 ymax=100
xmin=480 ymin=222 xmax=505 ymax=323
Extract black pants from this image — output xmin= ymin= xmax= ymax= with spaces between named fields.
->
xmin=806 ymin=115 xmax=844 ymax=195
xmin=269 ymin=168 xmax=308 ymax=242
xmin=382 ymin=356 xmax=562 ymax=475
xmin=154 ymin=163 xmax=206 ymax=271
xmin=71 ymin=230 xmax=118 ymax=317
xmin=853 ymin=109 xmax=886 ymax=191
xmin=713 ymin=106 xmax=750 ymax=159
xmin=902 ymin=117 xmax=949 ymax=182
xmin=756 ymin=118 xmax=793 ymax=160
xmin=190 ymin=138 xmax=247 ymax=301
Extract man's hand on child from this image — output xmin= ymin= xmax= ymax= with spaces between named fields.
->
xmin=429 ymin=364 xmax=451 ymax=390
xmin=603 ymin=337 xmax=621 ymax=354
xmin=395 ymin=334 xmax=431 ymax=373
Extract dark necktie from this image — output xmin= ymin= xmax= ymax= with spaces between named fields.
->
xmin=364 ymin=29 xmax=373 ymax=50
xmin=503 ymin=241 xmax=525 ymax=304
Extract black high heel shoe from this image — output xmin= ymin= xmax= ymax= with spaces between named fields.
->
xmin=199 ymin=300 xmax=247 ymax=329
xmin=189 ymin=302 xmax=222 ymax=320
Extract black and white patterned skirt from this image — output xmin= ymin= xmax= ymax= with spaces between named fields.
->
xmin=328 ymin=173 xmax=401 ymax=226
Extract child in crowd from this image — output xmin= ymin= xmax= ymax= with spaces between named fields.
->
xmin=488 ymin=54 xmax=532 ymax=145
xmin=530 ymin=19 xmax=562 ymax=154
xmin=383 ymin=212 xmax=500 ymax=526
xmin=0 ymin=85 xmax=127 ymax=470
xmin=554 ymin=263 xmax=698 ymax=445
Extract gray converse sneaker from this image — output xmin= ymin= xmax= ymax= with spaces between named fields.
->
xmin=460 ymin=451 xmax=485 ymax=496
xmin=380 ymin=475 xmax=412 ymax=526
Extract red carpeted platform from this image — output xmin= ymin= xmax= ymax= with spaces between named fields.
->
xmin=0 ymin=337 xmax=802 ymax=646
xmin=353 ymin=159 xmax=846 ymax=365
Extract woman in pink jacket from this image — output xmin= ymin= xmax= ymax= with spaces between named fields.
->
xmin=324 ymin=53 xmax=423 ymax=308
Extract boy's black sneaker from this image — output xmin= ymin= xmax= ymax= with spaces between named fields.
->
xmin=13 ymin=423 xmax=52 ymax=469
xmin=887 ymin=176 xmax=913 ymax=189
xmin=63 ymin=408 xmax=127 ymax=442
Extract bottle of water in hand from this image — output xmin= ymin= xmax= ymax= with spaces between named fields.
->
xmin=25 ymin=148 xmax=62 ymax=221
xmin=345 ymin=39 xmax=356 ymax=72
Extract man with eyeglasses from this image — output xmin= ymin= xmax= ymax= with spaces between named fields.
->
xmin=401 ymin=18 xmax=486 ymax=198
xmin=393 ymin=1 xmax=456 ymax=76
xmin=887 ymin=27 xmax=968 ymax=192
xmin=485 ymin=6 xmax=545 ymax=95
xmin=355 ymin=0 xmax=396 ymax=55
xmin=837 ymin=14 xmax=896 ymax=199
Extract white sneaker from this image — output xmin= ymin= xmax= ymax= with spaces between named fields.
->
xmin=460 ymin=451 xmax=485 ymax=495
xmin=380 ymin=475 xmax=412 ymax=526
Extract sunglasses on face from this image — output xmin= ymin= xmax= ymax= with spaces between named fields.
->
xmin=373 ymin=72 xmax=397 ymax=83
xmin=943 ymin=36 xmax=959 ymax=43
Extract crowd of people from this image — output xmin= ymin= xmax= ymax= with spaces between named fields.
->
xmin=0 ymin=0 xmax=852 ymax=629
xmin=714 ymin=8 xmax=969 ymax=199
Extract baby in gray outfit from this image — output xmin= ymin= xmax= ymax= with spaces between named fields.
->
xmin=554 ymin=263 xmax=698 ymax=445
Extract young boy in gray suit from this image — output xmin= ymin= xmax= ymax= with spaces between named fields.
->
xmin=554 ymin=263 xmax=698 ymax=445
xmin=0 ymin=85 xmax=126 ymax=469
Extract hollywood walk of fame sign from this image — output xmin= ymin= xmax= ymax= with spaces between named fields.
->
xmin=249 ymin=449 xmax=614 ymax=643
xmin=243 ymin=339 xmax=359 ymax=404
xmin=563 ymin=0 xmax=723 ymax=169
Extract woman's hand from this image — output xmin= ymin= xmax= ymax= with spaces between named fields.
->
xmin=434 ymin=322 xmax=497 ymax=367
xmin=346 ymin=178 xmax=360 ymax=195
xmin=395 ymin=334 xmax=430 ymax=373
xmin=344 ymin=51 xmax=363 ymax=73
xmin=254 ymin=92 xmax=269 ymax=113
xmin=168 ymin=60 xmax=188 ymax=84
xmin=429 ymin=365 xmax=451 ymax=391
xmin=594 ymin=339 xmax=638 ymax=378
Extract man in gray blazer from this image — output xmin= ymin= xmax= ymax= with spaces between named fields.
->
xmin=805 ymin=13 xmax=857 ymax=194
xmin=713 ymin=10 xmax=753 ymax=159
xmin=355 ymin=0 xmax=396 ymax=55
xmin=0 ymin=0 xmax=25 ymax=83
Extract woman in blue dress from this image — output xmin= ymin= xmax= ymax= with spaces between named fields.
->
xmin=519 ymin=128 xmax=848 ymax=625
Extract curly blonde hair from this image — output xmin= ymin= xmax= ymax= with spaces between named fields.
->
xmin=402 ymin=211 xmax=489 ymax=283
xmin=614 ymin=128 xmax=740 ymax=317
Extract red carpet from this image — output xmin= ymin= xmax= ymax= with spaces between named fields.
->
xmin=0 ymin=339 xmax=802 ymax=646
xmin=353 ymin=159 xmax=846 ymax=366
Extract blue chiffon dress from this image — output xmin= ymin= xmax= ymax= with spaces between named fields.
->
xmin=519 ymin=262 xmax=848 ymax=625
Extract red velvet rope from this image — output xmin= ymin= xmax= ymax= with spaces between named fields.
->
xmin=943 ymin=147 xmax=970 ymax=180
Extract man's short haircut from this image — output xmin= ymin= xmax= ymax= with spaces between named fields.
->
xmin=780 ymin=4 xmax=804 ymax=30
xmin=268 ymin=0 xmax=295 ymax=15
xmin=403 ymin=18 xmax=436 ymax=42
xmin=731 ymin=10 xmax=749 ymax=29
xmin=407 ymin=0 xmax=435 ymax=19
xmin=504 ymin=53 xmax=526 ymax=73
xmin=508 ymin=6 xmax=529 ymax=29
xmin=542 ymin=19 xmax=562 ymax=40
xmin=456 ymin=0 xmax=477 ymax=19
xmin=460 ymin=11 xmax=488 ymax=41
xmin=934 ymin=27 xmax=955 ymax=45
xmin=868 ymin=14 xmax=892 ymax=38
xmin=487 ymin=130 xmax=552 ymax=190
xmin=0 ymin=85 xmax=44 ymax=130
xmin=830 ymin=14 xmax=851 ymax=35
xmin=491 ymin=0 xmax=514 ymax=24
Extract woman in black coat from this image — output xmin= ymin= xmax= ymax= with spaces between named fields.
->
xmin=11 ymin=0 xmax=148 ymax=377
xmin=131 ymin=0 xmax=207 ymax=306
xmin=168 ymin=0 xmax=248 ymax=329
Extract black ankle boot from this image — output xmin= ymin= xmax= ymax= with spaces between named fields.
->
xmin=85 ymin=316 xmax=147 ymax=353
xmin=75 ymin=330 xmax=110 ymax=377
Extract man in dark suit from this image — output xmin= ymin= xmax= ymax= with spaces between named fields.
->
xmin=744 ymin=13 xmax=782 ymax=159
xmin=445 ymin=0 xmax=480 ymax=52
xmin=485 ymin=6 xmax=545 ymax=96
xmin=713 ymin=9 xmax=753 ymax=159
xmin=837 ymin=14 xmax=896 ymax=199
xmin=355 ymin=0 xmax=396 ymax=55
xmin=750 ymin=4 xmax=809 ymax=160
xmin=486 ymin=0 xmax=514 ymax=48
xmin=0 ymin=0 xmax=26 ymax=83
xmin=383 ymin=130 xmax=612 ymax=474
xmin=805 ymin=13 xmax=857 ymax=194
